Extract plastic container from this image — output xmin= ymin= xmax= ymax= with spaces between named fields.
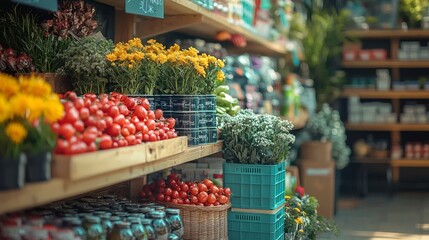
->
xmin=205 ymin=111 xmax=217 ymax=127
xmin=199 ymin=95 xmax=216 ymax=111
xmin=176 ymin=128 xmax=199 ymax=146
xmin=207 ymin=127 xmax=218 ymax=143
xmin=171 ymin=95 xmax=199 ymax=111
xmin=228 ymin=205 xmax=285 ymax=240
xmin=198 ymin=127 xmax=209 ymax=145
xmin=171 ymin=112 xmax=199 ymax=129
xmin=154 ymin=95 xmax=173 ymax=112
xmin=223 ymin=161 xmax=286 ymax=210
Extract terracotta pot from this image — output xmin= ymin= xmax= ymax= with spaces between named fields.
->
xmin=300 ymin=140 xmax=332 ymax=163
xmin=16 ymin=73 xmax=72 ymax=94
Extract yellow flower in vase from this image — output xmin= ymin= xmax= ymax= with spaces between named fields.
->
xmin=156 ymin=53 xmax=168 ymax=64
xmin=106 ymin=53 xmax=117 ymax=62
xmin=0 ymin=73 xmax=19 ymax=98
xmin=168 ymin=44 xmax=180 ymax=53
xmin=5 ymin=122 xmax=27 ymax=144
xmin=43 ymin=95 xmax=64 ymax=123
xmin=0 ymin=95 xmax=10 ymax=123
xmin=216 ymin=70 xmax=225 ymax=82
xmin=18 ymin=75 xmax=52 ymax=98
xmin=217 ymin=59 xmax=225 ymax=68
xmin=128 ymin=38 xmax=143 ymax=48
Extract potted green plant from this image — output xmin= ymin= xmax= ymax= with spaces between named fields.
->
xmin=219 ymin=109 xmax=295 ymax=210
xmin=58 ymin=36 xmax=114 ymax=95
xmin=400 ymin=0 xmax=429 ymax=28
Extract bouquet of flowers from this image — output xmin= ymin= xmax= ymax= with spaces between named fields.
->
xmin=284 ymin=186 xmax=338 ymax=240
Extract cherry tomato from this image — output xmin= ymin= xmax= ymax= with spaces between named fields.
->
xmin=164 ymin=188 xmax=173 ymax=196
xmin=190 ymin=187 xmax=199 ymax=196
xmin=84 ymin=98 xmax=92 ymax=108
xmin=218 ymin=195 xmax=228 ymax=204
xmin=157 ymin=179 xmax=166 ymax=188
xmin=104 ymin=116 xmax=113 ymax=128
xmin=64 ymin=108 xmax=79 ymax=124
xmin=223 ymin=188 xmax=232 ymax=196
xmin=210 ymin=186 xmax=219 ymax=194
xmin=147 ymin=110 xmax=155 ymax=120
xmin=73 ymin=98 xmax=84 ymax=110
xmin=124 ymin=97 xmax=136 ymax=110
xmin=130 ymin=116 xmax=140 ymax=125
xmin=109 ymin=106 xmax=120 ymax=117
xmin=135 ymin=132 xmax=143 ymax=141
xmin=121 ymin=128 xmax=130 ymax=137
xmin=51 ymin=123 xmax=60 ymax=134
xmin=108 ymin=124 xmax=121 ymax=137
xmin=155 ymin=109 xmax=163 ymax=120
xmin=149 ymin=133 xmax=157 ymax=142
xmin=96 ymin=119 xmax=107 ymax=132
xmin=180 ymin=191 xmax=188 ymax=199
xmin=191 ymin=196 xmax=199 ymax=204
xmin=143 ymin=134 xmax=150 ymax=142
xmin=99 ymin=135 xmax=113 ymax=150
xmin=177 ymin=199 xmax=184 ymax=204
xmin=114 ymin=114 xmax=126 ymax=126
xmin=95 ymin=110 xmax=104 ymax=118
xmin=197 ymin=192 xmax=208 ymax=203
xmin=87 ymin=142 xmax=97 ymax=152
xmin=141 ymin=98 xmax=151 ymax=110
xmin=125 ymin=135 xmax=136 ymax=145
xmin=156 ymin=193 xmax=165 ymax=202
xmin=203 ymin=179 xmax=214 ymax=188
xmin=180 ymin=183 xmax=189 ymax=192
xmin=118 ymin=104 xmax=130 ymax=116
xmin=207 ymin=193 xmax=217 ymax=204
xmin=55 ymin=139 xmax=69 ymax=154
xmin=166 ymin=118 xmax=176 ymax=129
xmin=198 ymin=183 xmax=208 ymax=193
xmin=184 ymin=199 xmax=191 ymax=205
xmin=59 ymin=123 xmax=75 ymax=140
xmin=165 ymin=196 xmax=172 ymax=202
xmin=134 ymin=105 xmax=148 ymax=120
xmin=126 ymin=123 xmax=136 ymax=135
xmin=146 ymin=119 xmax=156 ymax=131
xmin=172 ymin=191 xmax=179 ymax=199
xmin=135 ymin=122 xmax=145 ymax=132
xmin=82 ymin=131 xmax=97 ymax=145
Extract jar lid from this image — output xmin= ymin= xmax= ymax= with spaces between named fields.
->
xmin=166 ymin=208 xmax=180 ymax=215
xmin=141 ymin=219 xmax=152 ymax=225
xmin=150 ymin=211 xmax=165 ymax=219
xmin=84 ymin=216 xmax=100 ymax=223
xmin=128 ymin=217 xmax=141 ymax=224
xmin=114 ymin=221 xmax=131 ymax=228
xmin=140 ymin=207 xmax=153 ymax=214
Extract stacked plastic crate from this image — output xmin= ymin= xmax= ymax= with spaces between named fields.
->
xmin=223 ymin=161 xmax=286 ymax=240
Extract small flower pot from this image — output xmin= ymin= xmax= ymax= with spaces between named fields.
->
xmin=171 ymin=95 xmax=199 ymax=111
xmin=26 ymin=151 xmax=52 ymax=183
xmin=0 ymin=153 xmax=27 ymax=191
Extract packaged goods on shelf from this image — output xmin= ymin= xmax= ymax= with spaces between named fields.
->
xmin=401 ymin=104 xmax=428 ymax=123
xmin=349 ymin=99 xmax=396 ymax=123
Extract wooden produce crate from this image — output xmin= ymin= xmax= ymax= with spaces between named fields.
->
xmin=53 ymin=137 xmax=187 ymax=180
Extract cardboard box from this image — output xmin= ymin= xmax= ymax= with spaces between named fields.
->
xmin=299 ymin=160 xmax=335 ymax=219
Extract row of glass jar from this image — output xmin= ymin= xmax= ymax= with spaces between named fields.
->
xmin=0 ymin=195 xmax=183 ymax=240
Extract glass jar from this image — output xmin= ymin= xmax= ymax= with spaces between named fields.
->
xmin=141 ymin=219 xmax=156 ymax=240
xmin=166 ymin=209 xmax=183 ymax=239
xmin=68 ymin=219 xmax=86 ymax=240
xmin=22 ymin=227 xmax=49 ymax=240
xmin=83 ymin=216 xmax=104 ymax=240
xmin=129 ymin=218 xmax=148 ymax=240
xmin=100 ymin=215 xmax=113 ymax=236
xmin=150 ymin=211 xmax=168 ymax=240
xmin=1 ymin=222 xmax=22 ymax=240
xmin=51 ymin=229 xmax=75 ymax=240
xmin=168 ymin=234 xmax=179 ymax=240
xmin=140 ymin=208 xmax=154 ymax=218
xmin=108 ymin=222 xmax=133 ymax=240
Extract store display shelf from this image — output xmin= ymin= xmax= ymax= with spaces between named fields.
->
xmin=0 ymin=141 xmax=223 ymax=214
xmin=341 ymin=89 xmax=429 ymax=99
xmin=342 ymin=60 xmax=429 ymax=68
xmin=391 ymin=159 xmax=429 ymax=167
xmin=352 ymin=157 xmax=390 ymax=164
xmin=345 ymin=123 xmax=429 ymax=131
xmin=346 ymin=29 xmax=429 ymax=39
xmin=95 ymin=0 xmax=286 ymax=55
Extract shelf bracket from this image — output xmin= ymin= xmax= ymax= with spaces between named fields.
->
xmin=135 ymin=14 xmax=202 ymax=39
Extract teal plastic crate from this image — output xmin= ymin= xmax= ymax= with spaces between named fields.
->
xmin=223 ymin=161 xmax=286 ymax=210
xmin=228 ymin=206 xmax=285 ymax=240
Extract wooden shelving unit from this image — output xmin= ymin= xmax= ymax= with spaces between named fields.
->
xmin=341 ymin=89 xmax=429 ymax=99
xmin=345 ymin=123 xmax=429 ymax=131
xmin=96 ymin=0 xmax=286 ymax=55
xmin=0 ymin=141 xmax=223 ymax=214
xmin=347 ymin=29 xmax=429 ymax=39
xmin=342 ymin=60 xmax=429 ymax=68
xmin=391 ymin=159 xmax=429 ymax=167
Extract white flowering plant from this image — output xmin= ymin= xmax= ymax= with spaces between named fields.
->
xmin=219 ymin=109 xmax=295 ymax=165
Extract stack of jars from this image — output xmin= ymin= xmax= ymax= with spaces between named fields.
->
xmin=0 ymin=195 xmax=184 ymax=240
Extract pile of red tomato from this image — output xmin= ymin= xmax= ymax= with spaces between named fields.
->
xmin=140 ymin=174 xmax=231 ymax=206
xmin=52 ymin=91 xmax=177 ymax=155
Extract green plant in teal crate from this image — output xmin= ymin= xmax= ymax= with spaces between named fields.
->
xmin=219 ymin=109 xmax=295 ymax=165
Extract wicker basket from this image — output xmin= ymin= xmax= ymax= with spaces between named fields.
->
xmin=164 ymin=202 xmax=230 ymax=240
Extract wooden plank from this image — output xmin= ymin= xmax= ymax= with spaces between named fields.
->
xmin=347 ymin=29 xmax=429 ymax=38
xmin=340 ymin=89 xmax=429 ymax=99
xmin=0 ymin=142 xmax=223 ymax=214
xmin=342 ymin=60 xmax=429 ymax=68
xmin=345 ymin=123 xmax=429 ymax=131
xmin=135 ymin=14 xmax=202 ymax=39
xmin=391 ymin=159 xmax=429 ymax=167
xmin=391 ymin=39 xmax=399 ymax=61
xmin=52 ymin=144 xmax=147 ymax=181
xmin=352 ymin=157 xmax=390 ymax=164
xmin=114 ymin=10 xmax=136 ymax=42
xmin=146 ymin=137 xmax=188 ymax=162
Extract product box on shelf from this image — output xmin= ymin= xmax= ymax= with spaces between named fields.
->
xmin=223 ymin=161 xmax=286 ymax=210
xmin=228 ymin=204 xmax=285 ymax=240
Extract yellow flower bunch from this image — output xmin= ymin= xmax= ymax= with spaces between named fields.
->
xmin=5 ymin=122 xmax=27 ymax=144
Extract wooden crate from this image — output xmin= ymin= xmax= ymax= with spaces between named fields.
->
xmin=53 ymin=137 xmax=187 ymax=180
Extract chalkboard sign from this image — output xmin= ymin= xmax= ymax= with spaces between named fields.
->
xmin=12 ymin=0 xmax=58 ymax=12
xmin=125 ymin=0 xmax=164 ymax=19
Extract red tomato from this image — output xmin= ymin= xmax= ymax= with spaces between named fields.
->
xmin=214 ymin=202 xmax=220 ymax=206
xmin=51 ymin=123 xmax=60 ymax=134
xmin=166 ymin=118 xmax=176 ymax=129
xmin=165 ymin=196 xmax=172 ymax=202
xmin=108 ymin=124 xmax=121 ymax=137
xmin=99 ymin=135 xmax=113 ymax=149
xmin=172 ymin=191 xmax=179 ymax=199
xmin=177 ymin=199 xmax=184 ymax=204
xmin=109 ymin=106 xmax=120 ymax=117
xmin=95 ymin=110 xmax=104 ymax=118
xmin=155 ymin=109 xmax=163 ymax=120
xmin=218 ymin=195 xmax=228 ymax=204
xmin=223 ymin=188 xmax=232 ymax=196
xmin=156 ymin=193 xmax=165 ymax=202
xmin=125 ymin=135 xmax=136 ymax=145
xmin=112 ymin=141 xmax=119 ymax=148
xmin=184 ymin=199 xmax=191 ymax=205
xmin=156 ymin=179 xmax=166 ymax=188
xmin=135 ymin=139 xmax=142 ymax=145
xmin=205 ymin=203 xmax=214 ymax=207
xmin=118 ymin=105 xmax=130 ymax=116
xmin=124 ymin=97 xmax=136 ymax=110
xmin=134 ymin=105 xmax=148 ymax=120
xmin=82 ymin=131 xmax=97 ymax=145
xmin=65 ymin=141 xmax=87 ymax=155
xmin=198 ymin=183 xmax=208 ymax=193
xmin=166 ymin=131 xmax=176 ymax=139
xmin=171 ymin=199 xmax=179 ymax=204
xmin=84 ymin=98 xmax=92 ymax=108
xmin=168 ymin=174 xmax=179 ymax=182
xmin=180 ymin=191 xmax=188 ymax=199
xmin=59 ymin=123 xmax=75 ymax=140
xmin=55 ymin=139 xmax=69 ymax=154
xmin=66 ymin=91 xmax=78 ymax=101
xmin=149 ymin=133 xmax=157 ymax=142
xmin=188 ymin=196 xmax=198 ymax=204
xmin=135 ymin=122 xmax=145 ymax=132
xmin=147 ymin=110 xmax=155 ymax=120
xmin=73 ymin=98 xmax=84 ymax=110
xmin=141 ymin=98 xmax=151 ymax=110
xmin=203 ymin=179 xmax=214 ymax=188
xmin=85 ymin=126 xmax=98 ymax=135
xmin=130 ymin=116 xmax=140 ymax=125
xmin=210 ymin=186 xmax=219 ymax=194
xmin=146 ymin=119 xmax=156 ymax=131
xmin=207 ymin=193 xmax=217 ymax=204
xmin=87 ymin=142 xmax=97 ymax=152
xmin=139 ymin=191 xmax=147 ymax=199
xmin=114 ymin=115 xmax=126 ymax=126
xmin=121 ymin=128 xmax=130 ymax=137
xmin=143 ymin=134 xmax=150 ymax=142
xmin=164 ymin=188 xmax=173 ymax=196
xmin=180 ymin=183 xmax=189 ymax=193
xmin=78 ymin=108 xmax=89 ymax=120
xmin=218 ymin=187 xmax=223 ymax=194
xmin=135 ymin=132 xmax=143 ymax=141
xmin=104 ymin=116 xmax=113 ymax=128
xmin=96 ymin=119 xmax=107 ymax=132
xmin=190 ymin=187 xmax=199 ymax=196
xmin=64 ymin=108 xmax=79 ymax=124
xmin=126 ymin=123 xmax=136 ymax=135
xmin=197 ymin=192 xmax=208 ymax=203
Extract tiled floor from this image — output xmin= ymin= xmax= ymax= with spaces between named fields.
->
xmin=319 ymin=192 xmax=429 ymax=239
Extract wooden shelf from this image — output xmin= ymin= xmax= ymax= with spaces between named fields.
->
xmin=96 ymin=0 xmax=286 ymax=55
xmin=346 ymin=29 xmax=429 ymax=39
xmin=0 ymin=141 xmax=223 ymax=214
xmin=345 ymin=123 xmax=429 ymax=131
xmin=341 ymin=89 xmax=429 ymax=99
xmin=352 ymin=157 xmax=390 ymax=164
xmin=391 ymin=159 xmax=429 ymax=167
xmin=342 ymin=60 xmax=429 ymax=68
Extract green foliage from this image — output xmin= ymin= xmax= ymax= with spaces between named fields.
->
xmin=400 ymin=0 xmax=429 ymax=27
xmin=0 ymin=7 xmax=71 ymax=73
xmin=24 ymin=116 xmax=56 ymax=155
xmin=219 ymin=109 xmax=295 ymax=165
xmin=58 ymin=36 xmax=114 ymax=95
xmin=306 ymin=104 xmax=351 ymax=169
xmin=285 ymin=194 xmax=338 ymax=240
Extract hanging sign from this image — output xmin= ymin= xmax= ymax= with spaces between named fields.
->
xmin=12 ymin=0 xmax=58 ymax=12
xmin=125 ymin=0 xmax=164 ymax=19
